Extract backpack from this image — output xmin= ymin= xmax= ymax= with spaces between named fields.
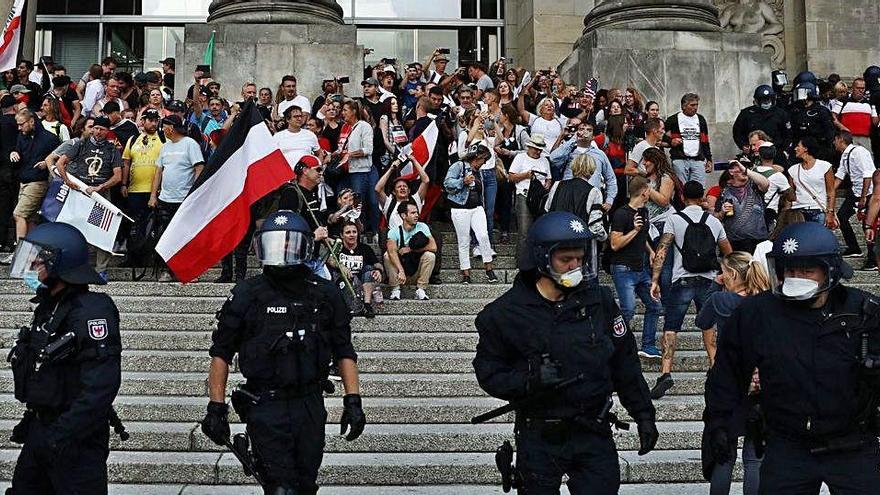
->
xmin=126 ymin=210 xmax=162 ymax=281
xmin=674 ymin=211 xmax=718 ymax=273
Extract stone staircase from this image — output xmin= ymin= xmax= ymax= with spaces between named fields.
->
xmin=0 ymin=223 xmax=874 ymax=494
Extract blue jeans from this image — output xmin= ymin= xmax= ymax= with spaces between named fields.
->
xmin=664 ymin=276 xmax=717 ymax=331
xmin=672 ymin=158 xmax=707 ymax=187
xmin=347 ymin=168 xmax=380 ymax=232
xmin=611 ymin=264 xmax=661 ymax=349
xmin=481 ymin=169 xmax=498 ymax=236
xmin=797 ymin=208 xmax=825 ymax=226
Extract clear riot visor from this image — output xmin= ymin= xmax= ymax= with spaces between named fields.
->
xmin=766 ymin=255 xmax=830 ymax=299
xmin=8 ymin=240 xmax=54 ymax=279
xmin=549 ymin=239 xmax=598 ymax=283
xmin=254 ymin=230 xmax=314 ymax=266
xmin=794 ymin=88 xmax=811 ymax=101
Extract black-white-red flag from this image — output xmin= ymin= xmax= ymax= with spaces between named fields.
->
xmin=155 ymin=102 xmax=293 ymax=283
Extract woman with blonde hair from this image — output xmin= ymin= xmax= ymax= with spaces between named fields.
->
xmin=544 ymin=153 xmax=607 ymax=240
xmin=698 ymin=250 xmax=769 ymax=495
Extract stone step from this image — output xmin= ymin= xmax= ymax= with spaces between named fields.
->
xmin=0 ymin=448 xmax=715 ymax=485
xmin=0 ymin=328 xmax=712 ymax=353
xmin=0 ymin=394 xmax=707 ymax=423
xmin=0 ymin=420 xmax=708 ymax=453
xmin=0 ymin=349 xmax=713 ymax=374
xmin=0 ymin=368 xmax=704 ymax=398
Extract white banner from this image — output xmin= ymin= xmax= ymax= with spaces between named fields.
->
xmin=0 ymin=0 xmax=25 ymax=73
xmin=54 ymin=174 xmax=125 ymax=254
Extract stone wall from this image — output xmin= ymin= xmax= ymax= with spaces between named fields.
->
xmin=175 ymin=23 xmax=364 ymax=105
xmin=504 ymin=0 xmax=594 ymax=71
xmin=802 ymin=0 xmax=880 ymax=79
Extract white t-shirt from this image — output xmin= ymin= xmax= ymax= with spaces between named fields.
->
xmin=753 ymin=240 xmax=772 ymax=274
xmin=790 ymin=159 xmax=832 ymax=210
xmin=756 ymin=165 xmax=791 ymax=212
xmin=836 ymin=144 xmax=876 ymax=197
xmin=41 ymin=120 xmax=70 ymax=142
xmin=509 ymin=152 xmax=551 ymax=195
xmin=274 ymin=129 xmax=319 ymax=170
xmin=629 ymin=139 xmax=656 ymax=174
xmin=677 ymin=112 xmax=701 ymax=158
xmin=476 ymin=74 xmax=495 ymax=92
xmin=157 ymin=137 xmax=204 ymax=203
xmin=277 ymin=95 xmax=312 ymax=117
xmin=381 ymin=194 xmax=424 ymax=231
xmin=664 ymin=205 xmax=727 ymax=283
xmin=527 ymin=113 xmax=567 ymax=156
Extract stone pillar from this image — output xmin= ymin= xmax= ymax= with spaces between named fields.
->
xmin=584 ymin=0 xmax=720 ymax=33
xmin=558 ymin=0 xmax=771 ymax=160
xmin=177 ymin=0 xmax=363 ymax=104
xmin=208 ymin=0 xmax=344 ymax=25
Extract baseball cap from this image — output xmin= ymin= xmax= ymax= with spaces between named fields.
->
xmin=381 ymin=65 xmax=396 ymax=75
xmin=295 ymin=154 xmax=322 ymax=176
xmin=361 ymin=77 xmax=380 ymax=87
xmin=10 ymin=84 xmax=29 ymax=94
xmin=141 ymin=108 xmax=161 ymax=120
xmin=435 ymin=54 xmax=450 ymax=62
xmin=161 ymin=114 xmax=187 ymax=132
xmin=144 ymin=72 xmax=161 ymax=84
xmin=93 ymin=116 xmax=112 ymax=129
xmin=166 ymin=100 xmax=186 ymax=113
xmin=159 ymin=57 xmax=175 ymax=66
xmin=0 ymin=95 xmax=16 ymax=108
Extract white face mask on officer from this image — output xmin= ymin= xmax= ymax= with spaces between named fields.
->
xmin=551 ymin=267 xmax=583 ymax=289
xmin=781 ymin=277 xmax=821 ymax=300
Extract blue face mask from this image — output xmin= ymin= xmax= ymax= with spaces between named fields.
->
xmin=23 ymin=271 xmax=46 ymax=293
xmin=760 ymin=102 xmax=773 ymax=110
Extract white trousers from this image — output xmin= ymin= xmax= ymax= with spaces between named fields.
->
xmin=451 ymin=206 xmax=493 ymax=270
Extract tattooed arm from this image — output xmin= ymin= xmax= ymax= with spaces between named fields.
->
xmin=650 ymin=233 xmax=674 ymax=301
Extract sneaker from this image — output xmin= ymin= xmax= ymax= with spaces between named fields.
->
xmin=0 ymin=252 xmax=14 ymax=265
xmin=462 ymin=275 xmax=471 ymax=285
xmin=638 ymin=345 xmax=662 ymax=359
xmin=429 ymin=275 xmax=443 ymax=285
xmin=858 ymin=260 xmax=878 ymax=271
xmin=363 ymin=303 xmax=375 ymax=319
xmin=158 ymin=270 xmax=174 ymax=283
xmin=650 ymin=373 xmax=674 ymax=400
xmin=414 ymin=288 xmax=429 ymax=300
xmin=842 ymin=249 xmax=864 ymax=258
xmin=486 ymin=270 xmax=499 ymax=283
xmin=98 ymin=271 xmax=109 ymax=283
xmin=388 ymin=288 xmax=401 ymax=300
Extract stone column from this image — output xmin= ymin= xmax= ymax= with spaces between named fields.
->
xmin=208 ymin=0 xmax=344 ymax=25
xmin=584 ymin=0 xmax=720 ymax=33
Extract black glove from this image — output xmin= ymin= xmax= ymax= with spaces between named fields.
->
xmin=527 ymin=356 xmax=563 ymax=393
xmin=201 ymin=401 xmax=230 ymax=446
xmin=709 ymin=427 xmax=732 ymax=465
xmin=637 ymin=419 xmax=659 ymax=455
xmin=340 ymin=394 xmax=366 ymax=441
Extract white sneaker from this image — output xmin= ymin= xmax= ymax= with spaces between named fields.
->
xmin=472 ymin=246 xmax=481 ymax=257
xmin=415 ymin=288 xmax=429 ymax=300
xmin=388 ymin=288 xmax=401 ymax=300
xmin=0 ymin=252 xmax=13 ymax=265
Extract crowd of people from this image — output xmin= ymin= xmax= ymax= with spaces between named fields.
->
xmin=0 ymin=52 xmax=878 ymax=313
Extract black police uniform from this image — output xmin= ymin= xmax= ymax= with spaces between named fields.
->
xmin=705 ymin=286 xmax=880 ymax=493
xmin=9 ymin=287 xmax=122 ymax=494
xmin=789 ymin=103 xmax=836 ymax=162
xmin=732 ymin=104 xmax=791 ymax=152
xmin=209 ymin=270 xmax=357 ymax=494
xmin=473 ymin=274 xmax=655 ymax=494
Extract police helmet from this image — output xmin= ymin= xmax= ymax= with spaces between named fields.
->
xmin=520 ymin=211 xmax=598 ymax=288
xmin=8 ymin=222 xmax=105 ymax=286
xmin=864 ymin=66 xmax=880 ymax=93
xmin=461 ymin=139 xmax=492 ymax=162
xmin=766 ymin=222 xmax=852 ymax=301
xmin=753 ymin=84 xmax=775 ymax=102
xmin=793 ymin=71 xmax=818 ymax=88
xmin=254 ymin=210 xmax=314 ymax=266
xmin=793 ymin=82 xmax=818 ymax=102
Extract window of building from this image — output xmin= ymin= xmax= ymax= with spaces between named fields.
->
xmin=355 ymin=0 xmax=462 ymax=19
xmin=103 ymin=0 xmax=143 ymax=15
xmin=107 ymin=24 xmax=145 ymax=72
xmin=359 ymin=28 xmax=477 ymax=69
xmin=38 ymin=0 xmax=100 ymax=15
xmin=479 ymin=0 xmax=498 ymax=19
xmin=144 ymin=26 xmax=185 ymax=71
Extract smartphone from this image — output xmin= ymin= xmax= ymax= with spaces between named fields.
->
xmin=386 ymin=58 xmax=397 ymax=65
xmin=438 ymin=48 xmax=451 ymax=55
xmin=337 ymin=76 xmax=350 ymax=84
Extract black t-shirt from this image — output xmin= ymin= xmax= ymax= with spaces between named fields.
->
xmin=338 ymin=243 xmax=379 ymax=278
xmin=64 ymin=137 xmax=123 ymax=186
xmin=0 ymin=113 xmax=19 ymax=158
xmin=321 ymin=124 xmax=341 ymax=152
xmin=609 ymin=205 xmax=649 ymax=271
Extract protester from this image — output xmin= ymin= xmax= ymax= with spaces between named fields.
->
xmin=789 ymin=136 xmax=838 ymax=229
xmin=549 ymin=120 xmax=617 ymax=209
xmin=329 ymin=221 xmax=383 ymax=318
xmin=385 ymin=202 xmax=437 ymax=300
xmin=337 ymin=99 xmax=377 ymax=235
xmin=666 ymin=93 xmax=713 ymax=186
xmin=275 ymin=75 xmax=311 ymax=121
xmin=122 ymin=109 xmax=164 ymax=225
xmin=274 ymin=105 xmax=320 ymax=168
xmin=39 ymin=96 xmax=71 ymax=142
xmin=713 ymin=160 xmax=771 ymax=254
xmin=833 ymin=130 xmax=876 ymax=269
xmin=508 ymin=134 xmax=552 ymax=253
xmin=0 ymin=95 xmax=18 ymax=252
xmin=375 ymin=157 xmax=429 ymax=231
xmin=545 ymin=153 xmax=606 ymax=241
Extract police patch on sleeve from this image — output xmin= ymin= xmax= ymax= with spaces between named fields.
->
xmin=612 ymin=315 xmax=628 ymax=337
xmin=88 ymin=319 xmax=109 ymax=340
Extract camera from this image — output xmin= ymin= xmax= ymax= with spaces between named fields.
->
xmin=566 ymin=125 xmax=577 ymax=134
xmin=438 ymin=48 xmax=450 ymax=55
xmin=337 ymin=76 xmax=350 ymax=84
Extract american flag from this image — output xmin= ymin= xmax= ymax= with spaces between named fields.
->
xmin=87 ymin=203 xmax=114 ymax=231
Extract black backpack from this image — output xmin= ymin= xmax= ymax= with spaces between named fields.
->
xmin=674 ymin=211 xmax=718 ymax=273
xmin=126 ymin=210 xmax=162 ymax=281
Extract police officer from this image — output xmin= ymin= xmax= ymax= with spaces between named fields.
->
xmin=201 ymin=210 xmax=366 ymax=495
xmin=865 ymin=65 xmax=880 ymax=159
xmin=704 ymin=222 xmax=880 ymax=494
xmin=7 ymin=222 xmax=122 ymax=493
xmin=472 ymin=211 xmax=658 ymax=494
xmin=732 ymin=85 xmax=791 ymax=155
xmin=789 ymin=74 xmax=836 ymax=163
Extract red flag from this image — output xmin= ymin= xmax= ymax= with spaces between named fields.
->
xmin=0 ymin=0 xmax=25 ymax=72
xmin=399 ymin=120 xmax=438 ymax=181
xmin=155 ymin=102 xmax=293 ymax=283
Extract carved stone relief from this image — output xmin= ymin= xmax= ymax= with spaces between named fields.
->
xmin=716 ymin=0 xmax=785 ymax=68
